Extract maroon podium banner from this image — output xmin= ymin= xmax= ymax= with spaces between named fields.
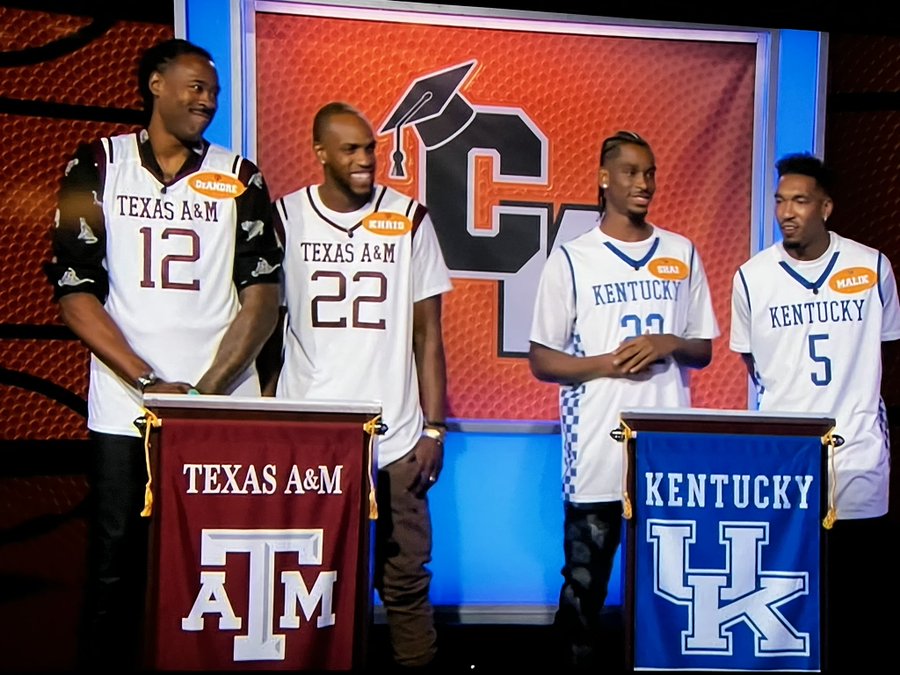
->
xmin=143 ymin=412 xmax=374 ymax=671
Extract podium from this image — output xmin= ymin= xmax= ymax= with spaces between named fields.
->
xmin=619 ymin=408 xmax=835 ymax=673
xmin=139 ymin=394 xmax=381 ymax=671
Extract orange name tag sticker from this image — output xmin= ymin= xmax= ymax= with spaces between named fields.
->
xmin=188 ymin=172 xmax=246 ymax=199
xmin=828 ymin=267 xmax=877 ymax=294
xmin=648 ymin=257 xmax=689 ymax=281
xmin=362 ymin=212 xmax=412 ymax=236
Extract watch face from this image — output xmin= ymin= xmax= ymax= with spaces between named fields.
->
xmin=138 ymin=373 xmax=157 ymax=390
xmin=422 ymin=427 xmax=445 ymax=442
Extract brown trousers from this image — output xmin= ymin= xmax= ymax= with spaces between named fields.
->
xmin=374 ymin=449 xmax=438 ymax=667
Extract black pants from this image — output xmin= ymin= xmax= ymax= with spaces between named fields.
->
xmin=825 ymin=515 xmax=893 ymax=672
xmin=79 ymin=431 xmax=150 ymax=670
xmin=554 ymin=500 xmax=623 ymax=669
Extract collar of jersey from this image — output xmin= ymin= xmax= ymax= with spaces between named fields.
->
xmin=603 ymin=236 xmax=660 ymax=270
xmin=137 ymin=131 xmax=207 ymax=187
xmin=778 ymin=250 xmax=840 ymax=292
xmin=306 ymin=185 xmax=387 ymax=237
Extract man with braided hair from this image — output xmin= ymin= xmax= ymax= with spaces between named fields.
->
xmin=529 ymin=130 xmax=718 ymax=669
xmin=44 ymin=38 xmax=282 ymax=667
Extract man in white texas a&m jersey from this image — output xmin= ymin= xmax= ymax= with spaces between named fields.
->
xmin=730 ymin=152 xmax=900 ymax=670
xmin=43 ymin=39 xmax=282 ymax=669
xmin=265 ymin=102 xmax=452 ymax=670
xmin=529 ymin=130 xmax=719 ymax=669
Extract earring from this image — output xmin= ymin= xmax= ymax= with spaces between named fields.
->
xmin=601 ymin=183 xmax=608 ymax=189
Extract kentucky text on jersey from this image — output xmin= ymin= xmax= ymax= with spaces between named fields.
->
xmin=644 ymin=472 xmax=815 ymax=509
xmin=299 ymin=241 xmax=396 ymax=264
xmin=593 ymin=279 xmax=681 ymax=306
xmin=768 ymin=298 xmax=865 ymax=328
xmin=115 ymin=194 xmax=219 ymax=222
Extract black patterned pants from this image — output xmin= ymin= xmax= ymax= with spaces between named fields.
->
xmin=554 ymin=500 xmax=623 ymax=669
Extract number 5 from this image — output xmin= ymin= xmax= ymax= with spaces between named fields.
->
xmin=808 ymin=333 xmax=832 ymax=386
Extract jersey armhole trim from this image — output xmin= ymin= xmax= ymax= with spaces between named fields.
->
xmin=561 ymin=246 xmax=577 ymax=306
xmin=689 ymin=244 xmax=696 ymax=281
xmin=101 ymin=137 xmax=113 ymax=164
xmin=411 ymin=202 xmax=427 ymax=236
xmin=738 ymin=268 xmax=751 ymax=314
xmin=276 ymin=197 xmax=288 ymax=221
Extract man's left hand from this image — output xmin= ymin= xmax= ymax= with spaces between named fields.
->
xmin=408 ymin=435 xmax=444 ymax=497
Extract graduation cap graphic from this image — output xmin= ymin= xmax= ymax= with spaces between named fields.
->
xmin=379 ymin=61 xmax=477 ymax=178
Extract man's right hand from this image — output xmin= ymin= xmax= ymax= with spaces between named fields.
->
xmin=143 ymin=380 xmax=193 ymax=394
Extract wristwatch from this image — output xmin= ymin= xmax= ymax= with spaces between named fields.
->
xmin=421 ymin=424 xmax=446 ymax=444
xmin=136 ymin=372 xmax=158 ymax=392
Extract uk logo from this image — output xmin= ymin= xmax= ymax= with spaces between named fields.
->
xmin=646 ymin=519 xmax=810 ymax=657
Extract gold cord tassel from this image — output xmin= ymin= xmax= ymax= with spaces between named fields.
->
xmin=140 ymin=409 xmax=162 ymax=518
xmin=619 ymin=420 xmax=634 ymax=520
xmin=362 ymin=415 xmax=382 ymax=520
xmin=821 ymin=429 xmax=838 ymax=529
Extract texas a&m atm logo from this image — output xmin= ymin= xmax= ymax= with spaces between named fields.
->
xmin=182 ymin=529 xmax=337 ymax=662
xmin=379 ymin=61 xmax=600 ymax=355
xmin=646 ymin=520 xmax=811 ymax=658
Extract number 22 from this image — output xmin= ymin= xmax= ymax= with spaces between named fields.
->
xmin=311 ymin=270 xmax=387 ymax=329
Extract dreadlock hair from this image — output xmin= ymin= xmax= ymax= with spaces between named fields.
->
xmin=137 ymin=38 xmax=214 ymax=120
xmin=775 ymin=152 xmax=834 ymax=198
xmin=598 ymin=130 xmax=652 ymax=214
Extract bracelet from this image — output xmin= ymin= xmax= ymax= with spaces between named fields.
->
xmin=421 ymin=426 xmax=445 ymax=444
xmin=425 ymin=420 xmax=448 ymax=430
xmin=136 ymin=371 xmax=158 ymax=392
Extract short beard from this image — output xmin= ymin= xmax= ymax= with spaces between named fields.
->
xmin=333 ymin=176 xmax=373 ymax=207
xmin=627 ymin=210 xmax=648 ymax=226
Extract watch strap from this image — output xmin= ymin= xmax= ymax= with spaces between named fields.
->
xmin=136 ymin=372 xmax=158 ymax=391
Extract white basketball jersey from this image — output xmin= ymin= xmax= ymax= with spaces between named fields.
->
xmin=275 ymin=185 xmax=452 ymax=468
xmin=89 ymin=134 xmax=260 ymax=436
xmin=531 ymin=225 xmax=719 ymax=503
xmin=731 ymin=232 xmax=900 ymax=519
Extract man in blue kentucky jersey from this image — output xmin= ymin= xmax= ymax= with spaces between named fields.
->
xmin=530 ymin=130 xmax=719 ymax=669
xmin=730 ymin=153 xmax=900 ymax=670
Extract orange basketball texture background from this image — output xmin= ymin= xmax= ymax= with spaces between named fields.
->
xmin=255 ymin=11 xmax=755 ymax=420
xmin=1 ymin=8 xmax=169 ymax=443
xmin=0 ymin=7 xmax=171 ymax=669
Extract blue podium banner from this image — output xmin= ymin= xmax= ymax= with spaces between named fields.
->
xmin=632 ymin=431 xmax=825 ymax=672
